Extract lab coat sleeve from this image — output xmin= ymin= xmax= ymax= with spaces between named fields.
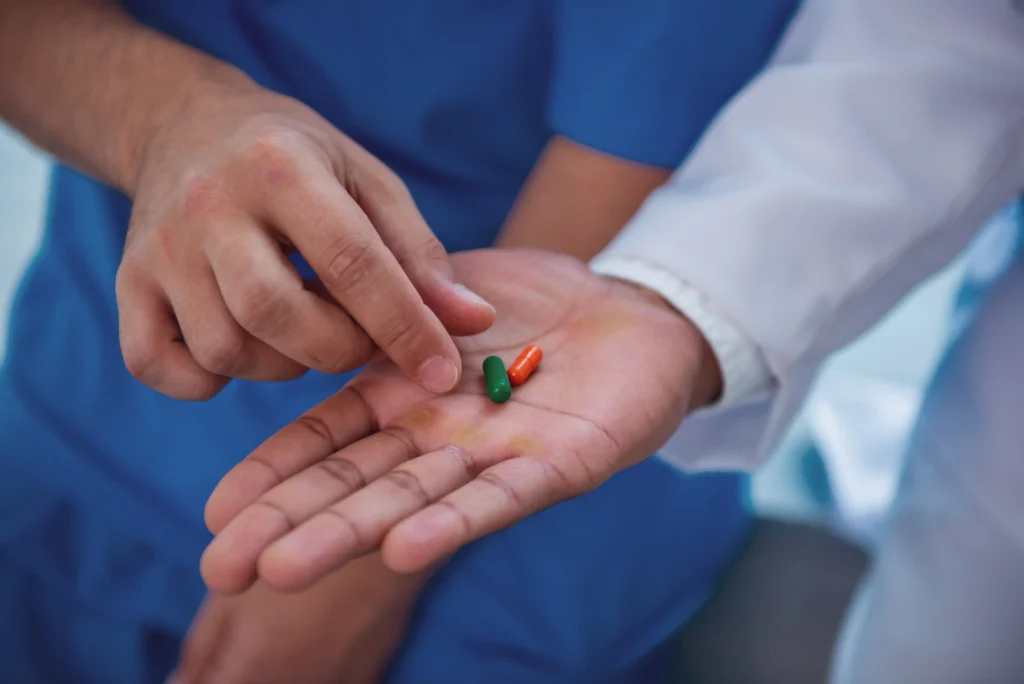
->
xmin=591 ymin=257 xmax=777 ymax=408
xmin=590 ymin=0 xmax=1024 ymax=472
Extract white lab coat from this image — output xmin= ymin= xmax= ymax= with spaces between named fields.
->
xmin=591 ymin=0 xmax=1024 ymax=680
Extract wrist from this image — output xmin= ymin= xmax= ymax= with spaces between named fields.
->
xmin=347 ymin=553 xmax=435 ymax=613
xmin=0 ymin=0 xmax=259 ymax=195
xmin=604 ymin=277 xmax=724 ymax=410
xmin=118 ymin=52 xmax=257 ymax=195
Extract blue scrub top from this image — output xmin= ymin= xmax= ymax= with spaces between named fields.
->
xmin=0 ymin=0 xmax=796 ymax=630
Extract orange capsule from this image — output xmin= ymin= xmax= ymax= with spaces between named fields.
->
xmin=507 ymin=345 xmax=542 ymax=386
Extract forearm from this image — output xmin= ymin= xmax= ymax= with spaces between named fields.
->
xmin=496 ymin=135 xmax=671 ymax=262
xmin=0 ymin=0 xmax=254 ymax=194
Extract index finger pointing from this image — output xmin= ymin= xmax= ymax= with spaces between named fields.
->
xmin=269 ymin=167 xmax=463 ymax=394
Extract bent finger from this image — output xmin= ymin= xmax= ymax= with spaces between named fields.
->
xmin=169 ymin=266 xmax=307 ymax=382
xmin=116 ymin=265 xmax=228 ymax=400
xmin=266 ymin=164 xmax=462 ymax=394
xmin=345 ymin=145 xmax=494 ymax=336
xmin=206 ymin=224 xmax=374 ymax=374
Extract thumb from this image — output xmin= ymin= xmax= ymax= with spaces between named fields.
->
xmin=346 ymin=149 xmax=496 ymax=336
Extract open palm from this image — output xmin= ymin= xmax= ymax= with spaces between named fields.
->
xmin=201 ymin=249 xmax=713 ymax=593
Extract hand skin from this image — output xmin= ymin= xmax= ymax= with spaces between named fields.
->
xmin=0 ymin=0 xmax=494 ymax=401
xmin=168 ymin=553 xmax=429 ymax=684
xmin=118 ymin=86 xmax=495 ymax=401
xmin=178 ymin=137 xmax=721 ymax=681
xmin=1 ymin=2 xmax=722 ymax=680
xmin=200 ymin=248 xmax=721 ymax=593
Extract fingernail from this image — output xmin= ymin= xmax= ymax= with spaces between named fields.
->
xmin=418 ymin=357 xmax=459 ymax=393
xmin=452 ymin=283 xmax=495 ymax=312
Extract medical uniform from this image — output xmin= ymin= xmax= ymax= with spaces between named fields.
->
xmin=592 ymin=0 xmax=1024 ymax=680
xmin=0 ymin=2 xmax=798 ymax=682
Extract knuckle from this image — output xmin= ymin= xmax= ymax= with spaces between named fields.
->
xmin=308 ymin=326 xmax=373 ymax=374
xmin=375 ymin=313 xmax=426 ymax=355
xmin=537 ymin=456 xmax=578 ymax=493
xmin=417 ymin=236 xmax=448 ymax=263
xmin=478 ymin=470 xmax=525 ymax=510
xmin=116 ymin=290 xmax=159 ymax=384
xmin=382 ymin=426 xmax=419 ymax=462
xmin=323 ymin=507 xmax=371 ymax=549
xmin=320 ymin=236 xmax=378 ymax=291
xmin=363 ymin=165 xmax=410 ymax=203
xmin=243 ymin=128 xmax=303 ymax=176
xmin=191 ymin=328 xmax=248 ymax=376
xmin=436 ymin=499 xmax=473 ymax=536
xmin=120 ymin=337 xmax=160 ymax=384
xmin=314 ymin=457 xmax=366 ymax=492
xmin=382 ymin=469 xmax=430 ymax=506
xmin=311 ymin=346 xmax=364 ymax=375
xmin=409 ymin=236 xmax=449 ymax=272
xmin=445 ymin=445 xmax=478 ymax=478
xmin=391 ymin=234 xmax=447 ymax=276
xmin=150 ymin=218 xmax=181 ymax=265
xmin=126 ymin=212 xmax=178 ymax=266
xmin=181 ymin=173 xmax=229 ymax=217
xmin=250 ymin=499 xmax=298 ymax=530
xmin=293 ymin=413 xmax=336 ymax=447
xmin=307 ymin=327 xmax=374 ymax=374
xmin=232 ymin=278 xmax=293 ymax=335
xmin=316 ymin=352 xmax=353 ymax=375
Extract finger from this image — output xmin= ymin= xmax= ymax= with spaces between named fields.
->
xmin=173 ymin=595 xmax=231 ymax=684
xmin=344 ymin=145 xmax=495 ymax=336
xmin=382 ymin=456 xmax=586 ymax=573
xmin=116 ymin=264 xmax=228 ymax=401
xmin=168 ymin=263 xmax=308 ymax=383
xmin=206 ymin=224 xmax=374 ymax=374
xmin=266 ymin=163 xmax=463 ymax=394
xmin=256 ymin=445 xmax=477 ymax=592
xmin=201 ymin=428 xmax=417 ymax=594
xmin=204 ymin=388 xmax=375 ymax=535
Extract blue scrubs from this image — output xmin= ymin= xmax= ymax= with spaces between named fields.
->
xmin=0 ymin=2 xmax=797 ymax=682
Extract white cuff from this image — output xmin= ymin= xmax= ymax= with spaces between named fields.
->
xmin=590 ymin=255 xmax=776 ymax=409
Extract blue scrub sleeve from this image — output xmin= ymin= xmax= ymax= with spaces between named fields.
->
xmin=547 ymin=0 xmax=799 ymax=168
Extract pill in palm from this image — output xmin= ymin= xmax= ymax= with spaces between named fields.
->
xmin=483 ymin=355 xmax=512 ymax=403
xmin=507 ymin=345 xmax=542 ymax=386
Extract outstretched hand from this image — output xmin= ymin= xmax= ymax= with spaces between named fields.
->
xmin=201 ymin=249 xmax=720 ymax=593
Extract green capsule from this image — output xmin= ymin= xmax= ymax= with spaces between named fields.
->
xmin=482 ymin=355 xmax=512 ymax=404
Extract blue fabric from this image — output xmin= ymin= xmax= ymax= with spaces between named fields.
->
xmin=386 ymin=465 xmax=750 ymax=684
xmin=0 ymin=451 xmax=749 ymax=684
xmin=0 ymin=0 xmax=796 ymax=681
